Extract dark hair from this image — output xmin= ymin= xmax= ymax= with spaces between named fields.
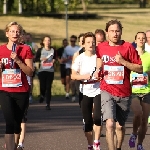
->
xmin=78 ymin=33 xmax=84 ymax=40
xmin=105 ymin=20 xmax=123 ymax=32
xmin=95 ymin=29 xmax=106 ymax=41
xmin=62 ymin=38 xmax=67 ymax=43
xmin=70 ymin=35 xmax=77 ymax=40
xmin=135 ymin=32 xmax=146 ymax=40
xmin=40 ymin=36 xmax=51 ymax=47
xmin=22 ymin=29 xmax=26 ymax=34
xmin=26 ymin=32 xmax=32 ymax=37
xmin=82 ymin=32 xmax=95 ymax=44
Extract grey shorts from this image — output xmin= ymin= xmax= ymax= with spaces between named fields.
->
xmin=132 ymin=93 xmax=150 ymax=104
xmin=101 ymin=90 xmax=131 ymax=126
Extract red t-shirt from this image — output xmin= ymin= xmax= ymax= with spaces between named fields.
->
xmin=96 ymin=41 xmax=142 ymax=97
xmin=0 ymin=44 xmax=33 ymax=92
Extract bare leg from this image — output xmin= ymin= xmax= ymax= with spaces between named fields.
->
xmin=138 ymin=102 xmax=150 ymax=144
xmin=115 ymin=122 xmax=125 ymax=149
xmin=93 ymin=125 xmax=101 ymax=140
xmin=5 ymin=134 xmax=15 ymax=150
xmin=14 ymin=134 xmax=20 ymax=148
xmin=85 ymin=131 xmax=93 ymax=146
xmin=131 ymin=97 xmax=142 ymax=135
xmin=106 ymin=119 xmax=116 ymax=150
xmin=65 ymin=76 xmax=70 ymax=94
xmin=18 ymin=123 xmax=26 ymax=146
xmin=70 ymin=80 xmax=76 ymax=96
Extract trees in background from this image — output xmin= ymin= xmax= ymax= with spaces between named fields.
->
xmin=1 ymin=0 xmax=150 ymax=14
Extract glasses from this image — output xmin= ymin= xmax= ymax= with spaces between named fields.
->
xmin=70 ymin=40 xmax=76 ymax=43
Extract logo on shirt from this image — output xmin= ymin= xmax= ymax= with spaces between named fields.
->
xmin=102 ymin=55 xmax=115 ymax=63
xmin=1 ymin=58 xmax=12 ymax=65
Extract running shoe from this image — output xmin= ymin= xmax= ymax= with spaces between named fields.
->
xmin=129 ymin=133 xmax=137 ymax=148
xmin=148 ymin=116 xmax=150 ymax=124
xmin=93 ymin=142 xmax=100 ymax=150
xmin=88 ymin=145 xmax=93 ymax=150
xmin=65 ymin=93 xmax=69 ymax=99
xmin=29 ymin=95 xmax=33 ymax=104
xmin=71 ymin=96 xmax=76 ymax=102
xmin=46 ymin=105 xmax=51 ymax=110
xmin=137 ymin=144 xmax=144 ymax=150
xmin=17 ymin=145 xmax=24 ymax=150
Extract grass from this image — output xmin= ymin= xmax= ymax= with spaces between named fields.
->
xmin=0 ymin=6 xmax=150 ymax=96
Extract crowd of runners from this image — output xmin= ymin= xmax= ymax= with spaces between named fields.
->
xmin=0 ymin=19 xmax=150 ymax=150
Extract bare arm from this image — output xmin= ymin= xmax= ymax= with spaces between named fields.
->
xmin=72 ymin=52 xmax=79 ymax=64
xmin=71 ymin=69 xmax=90 ymax=80
xmin=96 ymin=57 xmax=103 ymax=71
xmin=121 ymin=59 xmax=143 ymax=73
xmin=115 ymin=51 xmax=143 ymax=73
xmin=16 ymin=59 xmax=34 ymax=76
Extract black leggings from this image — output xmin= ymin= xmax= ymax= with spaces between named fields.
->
xmin=0 ymin=91 xmax=29 ymax=134
xmin=81 ymin=94 xmax=101 ymax=132
xmin=38 ymin=71 xmax=54 ymax=105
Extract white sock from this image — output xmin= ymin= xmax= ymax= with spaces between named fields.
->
xmin=94 ymin=140 xmax=100 ymax=143
xmin=18 ymin=143 xmax=23 ymax=147
xmin=66 ymin=93 xmax=69 ymax=96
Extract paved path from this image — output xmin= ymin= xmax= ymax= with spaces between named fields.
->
xmin=0 ymin=96 xmax=150 ymax=150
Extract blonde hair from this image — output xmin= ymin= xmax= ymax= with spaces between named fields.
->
xmin=5 ymin=22 xmax=23 ymax=34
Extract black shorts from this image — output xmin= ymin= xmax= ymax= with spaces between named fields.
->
xmin=66 ymin=68 xmax=71 ymax=76
xmin=60 ymin=64 xmax=66 ymax=78
xmin=132 ymin=93 xmax=150 ymax=104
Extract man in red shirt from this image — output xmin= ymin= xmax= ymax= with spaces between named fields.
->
xmin=96 ymin=20 xmax=142 ymax=150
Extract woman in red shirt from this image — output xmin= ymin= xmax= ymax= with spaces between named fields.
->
xmin=0 ymin=22 xmax=33 ymax=150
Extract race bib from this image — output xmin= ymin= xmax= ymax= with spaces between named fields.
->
xmin=104 ymin=65 xmax=124 ymax=84
xmin=131 ymin=73 xmax=148 ymax=88
xmin=41 ymin=61 xmax=53 ymax=69
xmin=2 ymin=69 xmax=22 ymax=87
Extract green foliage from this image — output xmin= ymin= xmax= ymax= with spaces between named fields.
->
xmin=0 ymin=0 xmax=150 ymax=14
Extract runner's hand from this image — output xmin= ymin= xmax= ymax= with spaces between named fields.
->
xmin=0 ymin=61 xmax=3 ymax=70
xmin=115 ymin=51 xmax=124 ymax=64
xmin=10 ymin=52 xmax=20 ymax=63
xmin=82 ymin=74 xmax=91 ymax=80
xmin=93 ymin=71 xmax=99 ymax=78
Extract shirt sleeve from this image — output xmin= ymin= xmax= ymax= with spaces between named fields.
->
xmin=34 ymin=48 xmax=42 ymax=62
xmin=25 ymin=46 xmax=33 ymax=59
xmin=96 ymin=45 xmax=101 ymax=58
xmin=53 ymin=49 xmax=57 ymax=59
xmin=128 ymin=44 xmax=142 ymax=65
xmin=71 ymin=56 xmax=80 ymax=71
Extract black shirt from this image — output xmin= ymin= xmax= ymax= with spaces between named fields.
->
xmin=57 ymin=47 xmax=65 ymax=59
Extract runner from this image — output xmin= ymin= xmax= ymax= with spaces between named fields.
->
xmin=145 ymin=30 xmax=150 ymax=124
xmin=61 ymin=35 xmax=80 ymax=101
xmin=129 ymin=32 xmax=150 ymax=150
xmin=95 ymin=29 xmax=106 ymax=46
xmin=72 ymin=33 xmax=85 ymax=64
xmin=96 ymin=20 xmax=143 ymax=150
xmin=57 ymin=39 xmax=68 ymax=91
xmin=26 ymin=33 xmax=38 ymax=53
xmin=71 ymin=32 xmax=101 ymax=150
xmin=0 ymin=21 xmax=33 ymax=150
xmin=38 ymin=36 xmax=56 ymax=110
